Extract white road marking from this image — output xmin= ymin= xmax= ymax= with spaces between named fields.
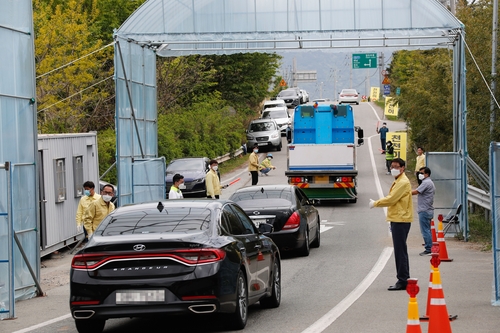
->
xmin=300 ymin=247 xmax=393 ymax=333
xmin=11 ymin=313 xmax=72 ymax=333
xmin=320 ymin=226 xmax=333 ymax=233
xmin=367 ymin=102 xmax=382 ymax=121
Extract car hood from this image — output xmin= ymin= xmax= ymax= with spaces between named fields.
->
xmin=166 ymin=169 xmax=206 ymax=182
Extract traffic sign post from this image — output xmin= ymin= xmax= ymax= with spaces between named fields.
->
xmin=352 ymin=53 xmax=377 ymax=69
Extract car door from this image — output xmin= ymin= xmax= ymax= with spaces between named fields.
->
xmin=222 ymin=205 xmax=262 ymax=299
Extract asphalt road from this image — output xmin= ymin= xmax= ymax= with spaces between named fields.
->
xmin=3 ymin=102 xmax=499 ymax=333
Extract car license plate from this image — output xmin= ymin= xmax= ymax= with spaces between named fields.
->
xmin=315 ymin=176 xmax=329 ymax=184
xmin=116 ymin=290 xmax=165 ymax=304
xmin=258 ymin=143 xmax=267 ymax=146
xmin=252 ymin=219 xmax=266 ymax=227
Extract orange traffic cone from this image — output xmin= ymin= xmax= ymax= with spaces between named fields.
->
xmin=430 ymin=219 xmax=437 ymax=243
xmin=420 ymin=243 xmax=439 ymax=321
xmin=437 ymin=215 xmax=453 ymax=262
xmin=406 ymin=278 xmax=422 ymax=333
xmin=428 ymin=254 xmax=454 ymax=333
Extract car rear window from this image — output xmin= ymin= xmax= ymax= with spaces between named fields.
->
xmin=230 ymin=189 xmax=292 ymax=202
xmin=96 ymin=207 xmax=212 ymax=235
xmin=342 ymin=89 xmax=357 ymax=94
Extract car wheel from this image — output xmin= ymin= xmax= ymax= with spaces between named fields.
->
xmin=298 ymin=228 xmax=310 ymax=256
xmin=311 ymin=218 xmax=321 ymax=248
xmin=277 ymin=142 xmax=282 ymax=151
xmin=75 ymin=319 xmax=106 ymax=333
xmin=260 ymin=259 xmax=281 ymax=308
xmin=229 ymin=270 xmax=248 ymax=330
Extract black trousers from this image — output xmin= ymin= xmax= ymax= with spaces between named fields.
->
xmin=207 ymin=195 xmax=220 ymax=199
xmin=250 ymin=171 xmax=258 ymax=185
xmin=390 ymin=222 xmax=411 ymax=284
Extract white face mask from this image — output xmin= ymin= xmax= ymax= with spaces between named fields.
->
xmin=253 ymin=149 xmax=259 ymax=153
xmin=179 ymin=183 xmax=186 ymax=189
xmin=102 ymin=194 xmax=113 ymax=202
xmin=391 ymin=169 xmax=401 ymax=177
xmin=418 ymin=174 xmax=425 ymax=180
xmin=212 ymin=165 xmax=218 ymax=171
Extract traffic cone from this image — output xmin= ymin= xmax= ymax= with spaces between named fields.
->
xmin=406 ymin=278 xmax=422 ymax=333
xmin=428 ymin=253 xmax=453 ymax=333
xmin=430 ymin=219 xmax=437 ymax=243
xmin=437 ymin=215 xmax=453 ymax=262
xmin=420 ymin=243 xmax=439 ymax=322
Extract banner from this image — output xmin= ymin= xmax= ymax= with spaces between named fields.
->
xmin=387 ymin=131 xmax=407 ymax=161
xmin=370 ymin=87 xmax=380 ymax=101
xmin=384 ymin=97 xmax=399 ymax=116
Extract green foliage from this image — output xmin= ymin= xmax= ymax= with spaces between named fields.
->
xmin=97 ymin=128 xmax=117 ymax=184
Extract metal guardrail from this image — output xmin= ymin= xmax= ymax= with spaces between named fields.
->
xmin=468 ymin=184 xmax=491 ymax=210
xmin=215 ymin=148 xmax=244 ymax=164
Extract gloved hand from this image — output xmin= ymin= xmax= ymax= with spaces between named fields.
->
xmin=369 ymin=199 xmax=375 ymax=209
xmin=222 ymin=184 xmax=229 ymax=189
xmin=77 ymin=224 xmax=83 ymax=233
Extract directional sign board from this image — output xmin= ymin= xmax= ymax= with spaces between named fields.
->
xmin=352 ymin=53 xmax=377 ymax=69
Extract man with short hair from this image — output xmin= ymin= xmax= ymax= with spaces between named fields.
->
xmin=83 ymin=184 xmax=115 ymax=238
xmin=370 ymin=158 xmax=413 ymax=291
xmin=412 ymin=167 xmax=435 ymax=256
xmin=169 ymin=173 xmax=184 ymax=199
xmin=377 ymin=122 xmax=389 ymax=153
xmin=248 ymin=143 xmax=260 ymax=185
xmin=75 ymin=181 xmax=100 ymax=242
xmin=415 ymin=147 xmax=426 ymax=185
xmin=206 ymin=160 xmax=222 ymax=199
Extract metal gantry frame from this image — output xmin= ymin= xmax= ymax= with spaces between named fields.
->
xmin=491 ymin=142 xmax=500 ymax=305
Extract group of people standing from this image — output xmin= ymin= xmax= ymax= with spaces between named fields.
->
xmin=370 ymin=133 xmax=435 ymax=291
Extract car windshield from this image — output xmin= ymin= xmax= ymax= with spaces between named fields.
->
xmin=167 ymin=159 xmax=203 ymax=171
xmin=263 ymin=103 xmax=283 ymax=109
xmin=97 ymin=207 xmax=212 ymax=235
xmin=230 ymin=189 xmax=292 ymax=202
xmin=262 ymin=110 xmax=288 ymax=119
xmin=249 ymin=122 xmax=275 ymax=132
xmin=278 ymin=90 xmax=296 ymax=97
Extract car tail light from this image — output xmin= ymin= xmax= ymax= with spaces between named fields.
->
xmin=181 ymin=295 xmax=217 ymax=301
xmin=71 ymin=300 xmax=100 ymax=306
xmin=342 ymin=177 xmax=352 ymax=182
xmin=282 ymin=212 xmax=300 ymax=230
xmin=71 ymin=249 xmax=226 ymax=270
xmin=290 ymin=177 xmax=304 ymax=183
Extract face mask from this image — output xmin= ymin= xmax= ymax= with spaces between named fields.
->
xmin=418 ymin=174 xmax=425 ymax=180
xmin=391 ymin=169 xmax=401 ymax=177
xmin=212 ymin=165 xmax=218 ymax=171
xmin=253 ymin=149 xmax=259 ymax=153
xmin=102 ymin=195 xmax=112 ymax=202
xmin=179 ymin=183 xmax=186 ymax=189
xmin=84 ymin=190 xmax=91 ymax=197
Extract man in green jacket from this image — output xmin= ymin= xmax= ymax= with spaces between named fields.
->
xmin=369 ymin=158 xmax=413 ymax=291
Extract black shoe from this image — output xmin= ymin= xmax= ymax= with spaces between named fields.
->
xmin=388 ymin=282 xmax=407 ymax=291
xmin=419 ymin=251 xmax=431 ymax=256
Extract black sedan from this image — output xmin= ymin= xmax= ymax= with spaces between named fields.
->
xmin=69 ymin=200 xmax=281 ymax=333
xmin=229 ymin=185 xmax=320 ymax=256
xmin=165 ymin=157 xmax=217 ymax=198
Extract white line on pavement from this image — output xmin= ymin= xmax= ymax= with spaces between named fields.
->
xmin=11 ymin=313 xmax=72 ymax=333
xmin=300 ymin=247 xmax=393 ymax=333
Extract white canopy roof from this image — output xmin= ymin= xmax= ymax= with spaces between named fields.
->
xmin=115 ymin=0 xmax=464 ymax=56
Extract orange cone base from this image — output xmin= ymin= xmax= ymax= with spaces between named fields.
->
xmin=420 ymin=314 xmax=458 ymax=322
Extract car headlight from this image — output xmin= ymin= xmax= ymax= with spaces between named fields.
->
xmin=271 ymin=133 xmax=280 ymax=139
xmin=247 ymin=135 xmax=254 ymax=140
xmin=194 ymin=178 xmax=204 ymax=183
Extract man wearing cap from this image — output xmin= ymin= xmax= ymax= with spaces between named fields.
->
xmin=377 ymin=122 xmax=389 ymax=153
xmin=259 ymin=153 xmax=276 ymax=176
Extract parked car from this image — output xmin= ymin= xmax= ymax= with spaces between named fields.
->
xmin=300 ymin=89 xmax=309 ymax=103
xmin=246 ymin=118 xmax=282 ymax=151
xmin=260 ymin=106 xmax=291 ymax=135
xmin=262 ymin=99 xmax=287 ymax=113
xmin=229 ymin=185 xmax=320 ymax=256
xmin=338 ymin=89 xmax=360 ymax=105
xmin=165 ymin=157 xmax=213 ymax=198
xmin=276 ymin=88 xmax=301 ymax=108
xmin=70 ymin=200 xmax=281 ymax=333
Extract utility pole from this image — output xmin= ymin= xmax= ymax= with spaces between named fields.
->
xmin=491 ymin=0 xmax=498 ymax=136
xmin=379 ymin=52 xmax=385 ymax=93
xmin=292 ymin=58 xmax=297 ymax=88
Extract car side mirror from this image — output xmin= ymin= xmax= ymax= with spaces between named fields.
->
xmin=258 ymin=223 xmax=273 ymax=234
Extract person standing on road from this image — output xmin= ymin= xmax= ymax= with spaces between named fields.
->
xmin=83 ymin=184 xmax=115 ymax=238
xmin=385 ymin=141 xmax=394 ymax=175
xmin=259 ymin=153 xmax=276 ymax=176
xmin=248 ymin=143 xmax=260 ymax=185
xmin=369 ymin=158 xmax=413 ymax=291
xmin=206 ymin=160 xmax=222 ymax=199
xmin=415 ymin=147 xmax=426 ymax=185
xmin=168 ymin=173 xmax=185 ymax=199
xmin=286 ymin=122 xmax=292 ymax=144
xmin=376 ymin=122 xmax=389 ymax=153
xmin=75 ymin=181 xmax=100 ymax=243
xmin=412 ymin=167 xmax=435 ymax=256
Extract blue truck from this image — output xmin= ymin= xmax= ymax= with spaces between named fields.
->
xmin=285 ymin=103 xmax=364 ymax=203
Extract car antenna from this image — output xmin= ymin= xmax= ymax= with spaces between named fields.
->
xmin=260 ymin=187 xmax=265 ymax=193
xmin=157 ymin=201 xmax=164 ymax=212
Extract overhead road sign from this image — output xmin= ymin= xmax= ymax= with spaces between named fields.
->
xmin=352 ymin=53 xmax=377 ymax=69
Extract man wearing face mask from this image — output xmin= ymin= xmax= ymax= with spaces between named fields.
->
xmin=369 ymin=158 xmax=413 ymax=291
xmin=376 ymin=122 xmax=389 ymax=153
xmin=75 ymin=181 xmax=101 ymax=243
xmin=412 ymin=167 xmax=435 ymax=256
xmin=83 ymin=184 xmax=115 ymax=238
xmin=169 ymin=173 xmax=185 ymax=199
xmin=248 ymin=143 xmax=260 ymax=185
xmin=206 ymin=160 xmax=222 ymax=199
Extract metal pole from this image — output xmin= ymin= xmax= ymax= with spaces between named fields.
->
xmin=491 ymin=0 xmax=498 ymax=136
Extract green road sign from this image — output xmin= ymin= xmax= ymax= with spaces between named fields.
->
xmin=352 ymin=53 xmax=377 ymax=69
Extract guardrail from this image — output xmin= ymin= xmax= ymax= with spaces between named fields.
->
xmin=215 ymin=148 xmax=244 ymax=164
xmin=468 ymin=184 xmax=491 ymax=210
